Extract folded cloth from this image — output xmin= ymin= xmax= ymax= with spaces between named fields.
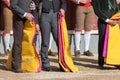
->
xmin=103 ymin=12 xmax=120 ymax=65
xmin=58 ymin=13 xmax=78 ymax=72
xmin=6 ymin=19 xmax=41 ymax=72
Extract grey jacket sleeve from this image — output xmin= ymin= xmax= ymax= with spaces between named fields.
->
xmin=10 ymin=0 xmax=26 ymax=18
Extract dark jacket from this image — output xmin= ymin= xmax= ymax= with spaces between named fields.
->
xmin=92 ymin=0 xmax=119 ymax=22
xmin=10 ymin=0 xmax=32 ymax=18
xmin=118 ymin=4 xmax=120 ymax=10
xmin=34 ymin=0 xmax=66 ymax=13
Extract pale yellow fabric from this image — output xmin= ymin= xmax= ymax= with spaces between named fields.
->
xmin=58 ymin=17 xmax=79 ymax=72
xmin=105 ymin=12 xmax=120 ymax=65
xmin=6 ymin=20 xmax=41 ymax=72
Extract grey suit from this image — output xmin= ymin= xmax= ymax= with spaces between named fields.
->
xmin=92 ymin=0 xmax=119 ymax=67
xmin=38 ymin=0 xmax=66 ymax=70
xmin=10 ymin=0 xmax=32 ymax=17
xmin=10 ymin=0 xmax=32 ymax=70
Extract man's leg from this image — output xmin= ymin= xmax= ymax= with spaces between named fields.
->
xmin=83 ymin=6 xmax=94 ymax=56
xmin=74 ymin=6 xmax=85 ymax=57
xmin=3 ymin=4 xmax=13 ymax=55
xmin=74 ymin=31 xmax=81 ymax=57
xmin=40 ymin=13 xmax=51 ymax=71
xmin=98 ymin=20 xmax=106 ymax=68
xmin=12 ymin=16 xmax=24 ymax=71
xmin=2 ymin=32 xmax=11 ymax=55
xmin=83 ymin=31 xmax=94 ymax=56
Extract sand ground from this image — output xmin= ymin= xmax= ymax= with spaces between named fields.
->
xmin=0 ymin=54 xmax=120 ymax=80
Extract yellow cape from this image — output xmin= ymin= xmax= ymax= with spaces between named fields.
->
xmin=6 ymin=20 xmax=41 ymax=72
xmin=58 ymin=15 xmax=78 ymax=72
xmin=105 ymin=12 xmax=120 ymax=65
